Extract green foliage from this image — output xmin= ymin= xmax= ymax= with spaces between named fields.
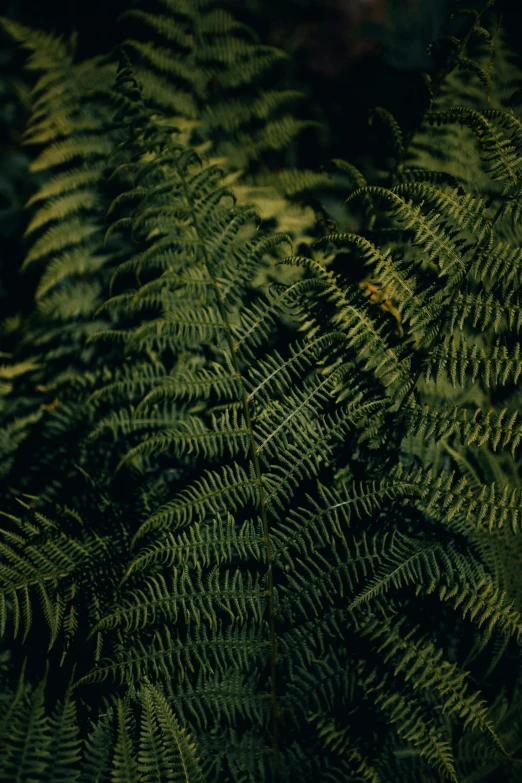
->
xmin=2 ymin=1 xmax=522 ymax=782
xmin=0 ymin=671 xmax=204 ymax=783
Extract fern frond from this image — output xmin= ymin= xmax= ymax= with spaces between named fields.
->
xmin=112 ymin=700 xmax=139 ymax=783
xmin=139 ymin=681 xmax=206 ymax=783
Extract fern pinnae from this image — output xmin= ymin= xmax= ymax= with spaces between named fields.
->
xmin=129 ymin=464 xmax=258 ymax=545
xmin=363 ymin=676 xmax=459 ymax=782
xmin=427 ymin=107 xmax=522 ymax=191
xmin=141 ymin=680 xmax=206 ymax=783
xmin=281 ymin=254 xmax=411 ymax=390
xmin=173 ymin=119 xmax=284 ymax=783
xmin=124 ymin=515 xmax=263 ymax=579
xmin=112 ymin=699 xmax=139 ymax=783
xmin=347 ymin=537 xmax=446 ymax=611
xmin=365 ymin=613 xmax=506 ymax=754
xmin=130 ymin=368 xmax=241 ymax=415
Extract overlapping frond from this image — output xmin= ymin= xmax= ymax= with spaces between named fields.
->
xmin=3 ymin=2 xmax=522 ymax=783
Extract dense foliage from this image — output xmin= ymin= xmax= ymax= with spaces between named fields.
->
xmin=2 ymin=1 xmax=522 ymax=781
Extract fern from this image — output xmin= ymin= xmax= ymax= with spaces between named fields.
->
xmin=2 ymin=1 xmax=522 ymax=782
